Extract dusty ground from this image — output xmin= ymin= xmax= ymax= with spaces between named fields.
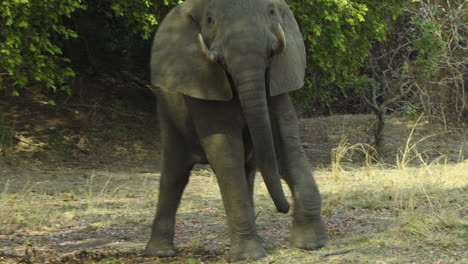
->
xmin=0 ymin=94 xmax=466 ymax=263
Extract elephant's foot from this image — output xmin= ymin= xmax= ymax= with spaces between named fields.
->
xmin=144 ymin=238 xmax=176 ymax=257
xmin=228 ymin=238 xmax=266 ymax=262
xmin=291 ymin=218 xmax=328 ymax=250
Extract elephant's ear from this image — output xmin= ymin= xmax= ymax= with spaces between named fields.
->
xmin=150 ymin=0 xmax=232 ymax=101
xmin=269 ymin=1 xmax=306 ymax=96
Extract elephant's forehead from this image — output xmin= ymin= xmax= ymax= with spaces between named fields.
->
xmin=213 ymin=0 xmax=272 ymax=11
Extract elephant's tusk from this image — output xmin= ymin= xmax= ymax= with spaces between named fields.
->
xmin=198 ymin=34 xmax=217 ymax=63
xmin=274 ymin=24 xmax=286 ymax=54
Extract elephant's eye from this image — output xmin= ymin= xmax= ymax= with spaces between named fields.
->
xmin=207 ymin=16 xmax=214 ymax=25
xmin=269 ymin=9 xmax=275 ymax=16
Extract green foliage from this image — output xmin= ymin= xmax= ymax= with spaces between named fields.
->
xmin=98 ymin=257 xmax=122 ymax=264
xmin=111 ymin=0 xmax=181 ymax=40
xmin=403 ymin=105 xmax=419 ymax=120
xmin=355 ymin=0 xmax=464 ymax=122
xmin=409 ymin=14 xmax=446 ymax=79
xmin=0 ymin=0 xmax=179 ymax=98
xmin=400 ymin=0 xmax=466 ymax=121
xmin=2 ymin=0 xmax=447 ymax=115
xmin=0 ymin=0 xmax=85 ymax=96
xmin=289 ymin=0 xmax=416 ymax=105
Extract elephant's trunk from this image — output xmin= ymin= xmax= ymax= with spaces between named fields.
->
xmin=234 ymin=72 xmax=290 ymax=213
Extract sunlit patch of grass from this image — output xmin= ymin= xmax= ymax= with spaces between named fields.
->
xmin=0 ymin=171 xmax=160 ymax=232
xmin=316 ymin=137 xmax=467 ymax=263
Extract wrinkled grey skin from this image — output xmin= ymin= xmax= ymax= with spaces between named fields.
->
xmin=145 ymin=0 xmax=328 ymax=261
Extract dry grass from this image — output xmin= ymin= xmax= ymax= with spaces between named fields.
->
xmin=0 ymin=145 xmax=466 ymax=263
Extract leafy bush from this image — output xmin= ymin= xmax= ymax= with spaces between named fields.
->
xmin=360 ymin=0 xmax=467 ymax=124
xmin=0 ymin=0 xmax=180 ymax=98
xmin=5 ymin=0 xmax=459 ymax=121
xmin=289 ymin=0 xmax=415 ymax=107
xmin=410 ymin=0 xmax=467 ymax=122
xmin=111 ymin=0 xmax=181 ymax=40
xmin=0 ymin=0 xmax=84 ymax=97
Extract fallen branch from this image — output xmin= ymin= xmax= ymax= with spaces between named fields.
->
xmin=13 ymin=136 xmax=48 ymax=149
xmin=13 ymin=136 xmax=90 ymax=154
xmin=320 ymin=248 xmax=356 ymax=258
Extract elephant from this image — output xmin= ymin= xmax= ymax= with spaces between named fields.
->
xmin=145 ymin=0 xmax=328 ymax=261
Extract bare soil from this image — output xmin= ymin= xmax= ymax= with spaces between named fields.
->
xmin=0 ymin=93 xmax=466 ymax=263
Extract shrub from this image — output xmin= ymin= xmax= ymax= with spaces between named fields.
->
xmin=360 ymin=0 xmax=467 ymax=124
xmin=0 ymin=0 xmax=180 ymax=99
xmin=0 ymin=0 xmax=84 ymax=97
xmin=289 ymin=0 xmax=415 ymax=108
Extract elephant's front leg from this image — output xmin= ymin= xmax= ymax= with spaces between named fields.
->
xmin=270 ymin=94 xmax=328 ymax=250
xmin=145 ymin=126 xmax=193 ymax=257
xmin=188 ymin=99 xmax=265 ymax=262
xmin=201 ymin=133 xmax=264 ymax=262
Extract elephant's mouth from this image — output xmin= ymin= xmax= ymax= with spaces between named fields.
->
xmin=223 ymin=68 xmax=272 ymax=98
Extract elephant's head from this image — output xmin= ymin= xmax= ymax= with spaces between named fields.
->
xmin=151 ymin=0 xmax=306 ymax=213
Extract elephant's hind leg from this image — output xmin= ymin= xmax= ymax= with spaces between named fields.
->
xmin=270 ymin=94 xmax=328 ymax=250
xmin=145 ymin=129 xmax=193 ymax=257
